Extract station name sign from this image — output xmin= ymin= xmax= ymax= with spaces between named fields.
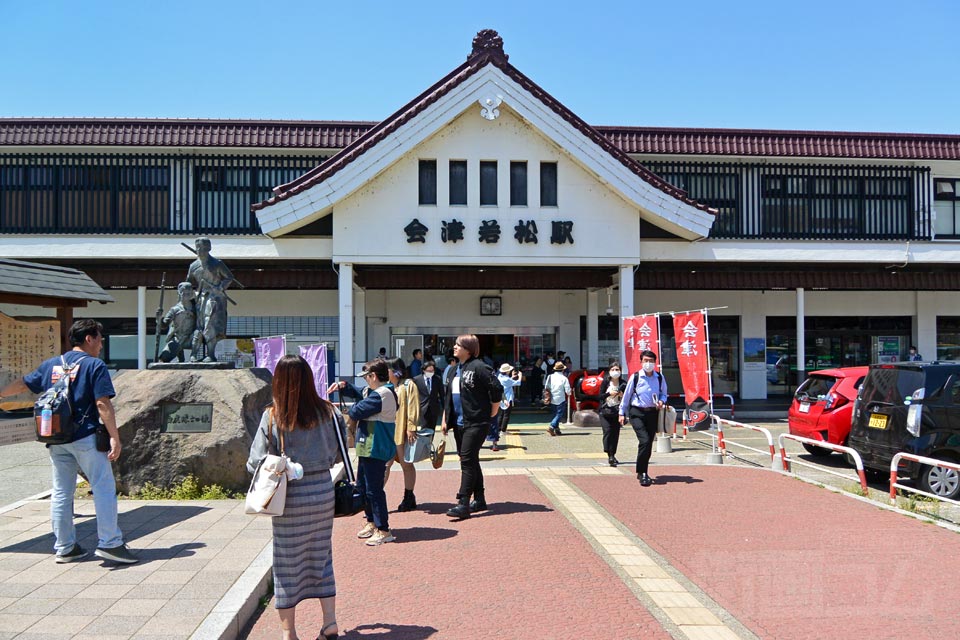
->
xmin=404 ymin=218 xmax=574 ymax=245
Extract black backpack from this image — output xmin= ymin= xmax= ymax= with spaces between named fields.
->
xmin=34 ymin=355 xmax=87 ymax=444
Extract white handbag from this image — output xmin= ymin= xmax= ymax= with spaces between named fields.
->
xmin=403 ymin=429 xmax=435 ymax=463
xmin=245 ymin=414 xmax=288 ymax=517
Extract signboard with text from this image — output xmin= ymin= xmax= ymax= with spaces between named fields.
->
xmin=161 ymin=403 xmax=214 ymax=433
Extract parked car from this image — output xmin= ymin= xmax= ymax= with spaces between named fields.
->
xmin=788 ymin=366 xmax=868 ymax=456
xmin=847 ymin=362 xmax=960 ymax=500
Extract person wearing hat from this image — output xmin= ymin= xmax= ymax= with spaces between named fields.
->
xmin=488 ymin=363 xmax=523 ymax=451
xmin=544 ymin=361 xmax=572 ymax=436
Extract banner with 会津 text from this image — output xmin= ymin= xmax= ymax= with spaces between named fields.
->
xmin=672 ymin=311 xmax=712 ymax=431
xmin=622 ymin=314 xmax=660 ymax=375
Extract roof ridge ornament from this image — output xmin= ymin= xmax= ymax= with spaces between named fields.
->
xmin=479 ymin=95 xmax=503 ymax=120
xmin=469 ymin=29 xmax=508 ymax=63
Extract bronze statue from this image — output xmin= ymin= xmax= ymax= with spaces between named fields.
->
xmin=186 ymin=237 xmax=235 ymax=362
xmin=157 ymin=282 xmax=198 ymax=363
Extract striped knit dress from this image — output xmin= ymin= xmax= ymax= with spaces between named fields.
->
xmin=272 ymin=466 xmax=336 ymax=609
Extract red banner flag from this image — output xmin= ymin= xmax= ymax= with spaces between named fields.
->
xmin=672 ymin=311 xmax=712 ymax=431
xmin=622 ymin=314 xmax=660 ymax=375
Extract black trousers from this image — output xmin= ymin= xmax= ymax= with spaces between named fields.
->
xmin=628 ymin=408 xmax=659 ymax=475
xmin=497 ymin=404 xmax=513 ymax=432
xmin=454 ymin=423 xmax=487 ymax=499
xmin=598 ymin=409 xmax=620 ymax=455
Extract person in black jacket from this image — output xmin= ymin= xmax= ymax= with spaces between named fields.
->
xmin=413 ymin=360 xmax=444 ymax=431
xmin=442 ymin=334 xmax=503 ymax=520
xmin=597 ymin=362 xmax=626 ymax=467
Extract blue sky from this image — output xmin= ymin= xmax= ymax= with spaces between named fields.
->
xmin=3 ymin=0 xmax=959 ymax=133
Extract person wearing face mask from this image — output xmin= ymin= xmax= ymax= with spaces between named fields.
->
xmin=619 ymin=351 xmax=667 ymax=486
xmin=598 ymin=362 xmax=626 ymax=467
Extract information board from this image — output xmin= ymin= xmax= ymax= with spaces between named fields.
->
xmin=0 ymin=313 xmax=59 ymax=411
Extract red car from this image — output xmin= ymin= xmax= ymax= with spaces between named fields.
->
xmin=787 ymin=366 xmax=869 ymax=457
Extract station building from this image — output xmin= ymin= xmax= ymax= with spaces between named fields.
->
xmin=2 ymin=29 xmax=960 ymax=400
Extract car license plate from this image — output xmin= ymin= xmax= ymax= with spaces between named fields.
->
xmin=799 ymin=402 xmax=810 ymax=413
xmin=868 ymin=413 xmax=888 ymax=429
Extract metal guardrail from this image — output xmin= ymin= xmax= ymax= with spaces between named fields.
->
xmin=888 ymin=452 xmax=960 ymax=507
xmin=668 ymin=393 xmax=735 ymax=420
xmin=712 ymin=417 xmax=775 ymax=462
xmin=777 ymin=433 xmax=868 ymax=494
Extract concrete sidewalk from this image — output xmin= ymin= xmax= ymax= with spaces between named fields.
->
xmin=3 ymin=426 xmax=959 ymax=639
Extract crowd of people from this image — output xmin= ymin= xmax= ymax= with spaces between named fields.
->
xmin=0 ymin=318 xmax=665 ymax=640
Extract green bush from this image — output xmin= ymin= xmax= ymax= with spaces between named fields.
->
xmin=125 ymin=475 xmax=242 ymax=500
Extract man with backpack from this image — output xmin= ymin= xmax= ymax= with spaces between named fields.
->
xmin=619 ymin=350 xmax=668 ymax=487
xmin=0 ymin=319 xmax=138 ymax=564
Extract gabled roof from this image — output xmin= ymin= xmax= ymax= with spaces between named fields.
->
xmin=0 ymin=260 xmax=114 ymax=306
xmin=251 ymin=31 xmax=713 ymax=223
xmin=4 ymin=118 xmax=960 ymax=160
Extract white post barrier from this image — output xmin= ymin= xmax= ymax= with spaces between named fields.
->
xmin=777 ymin=433 xmax=868 ymax=494
xmin=889 ymin=452 xmax=960 ymax=506
xmin=713 ymin=417 xmax=775 ymax=463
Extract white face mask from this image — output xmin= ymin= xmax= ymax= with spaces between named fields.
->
xmin=547 ymin=358 xmax=555 ymax=365
xmin=609 ymin=370 xmax=621 ymax=378
xmin=642 ymin=362 xmax=656 ymax=373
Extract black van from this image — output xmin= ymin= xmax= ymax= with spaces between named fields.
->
xmin=847 ymin=362 xmax=960 ymax=500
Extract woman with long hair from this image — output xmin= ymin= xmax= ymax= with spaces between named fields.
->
xmin=247 ymin=355 xmax=344 ymax=640
xmin=385 ymin=357 xmax=421 ymax=511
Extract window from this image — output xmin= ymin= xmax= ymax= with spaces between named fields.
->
xmin=449 ymin=160 xmax=467 ymax=205
xmin=540 ymin=162 xmax=557 ymax=206
xmin=418 ymin=160 xmax=437 ymax=205
xmin=510 ymin=161 xmax=527 ymax=206
xmin=935 ymin=179 xmax=960 ymax=238
xmin=480 ymin=161 xmax=497 ymax=206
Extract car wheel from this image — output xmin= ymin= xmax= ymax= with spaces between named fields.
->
xmin=919 ymin=458 xmax=960 ymax=501
xmin=802 ymin=443 xmax=833 ymax=457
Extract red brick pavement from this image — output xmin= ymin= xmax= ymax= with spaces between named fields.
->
xmin=571 ymin=465 xmax=960 ymax=640
xmin=243 ymin=470 xmax=672 ymax=640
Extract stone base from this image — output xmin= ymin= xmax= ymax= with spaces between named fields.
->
xmin=112 ymin=367 xmax=272 ymax=494
xmin=148 ymin=361 xmax=236 ymax=370
xmin=572 ymin=410 xmax=601 ymax=428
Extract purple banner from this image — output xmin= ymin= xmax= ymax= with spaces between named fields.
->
xmin=253 ymin=336 xmax=286 ymax=374
xmin=299 ymin=344 xmax=329 ymax=400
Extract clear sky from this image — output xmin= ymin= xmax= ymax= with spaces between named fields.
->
xmin=3 ymin=0 xmax=959 ymax=134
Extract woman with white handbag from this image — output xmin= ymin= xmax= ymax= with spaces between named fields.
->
xmin=246 ymin=355 xmax=345 ymax=640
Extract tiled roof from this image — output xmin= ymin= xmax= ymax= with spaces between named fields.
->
xmin=253 ymin=30 xmax=713 ymax=215
xmin=598 ymin=126 xmax=960 ymax=160
xmin=4 ymin=119 xmax=960 ymax=160
xmin=0 ymin=118 xmax=374 ymax=149
xmin=0 ymin=259 xmax=114 ymax=303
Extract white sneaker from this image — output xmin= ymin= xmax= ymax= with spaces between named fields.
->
xmin=365 ymin=529 xmax=396 ymax=546
xmin=357 ymin=522 xmax=376 ymax=539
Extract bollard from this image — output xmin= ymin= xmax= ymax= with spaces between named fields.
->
xmin=656 ymin=434 xmax=673 ymax=453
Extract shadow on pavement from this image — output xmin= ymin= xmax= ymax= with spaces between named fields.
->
xmin=341 ymin=623 xmax=438 ymax=639
xmin=653 ymin=475 xmax=704 ymax=485
xmin=0 ymin=504 xmax=209 ymax=563
xmin=415 ymin=501 xmax=553 ymax=517
xmin=392 ymin=526 xmax=457 ymax=543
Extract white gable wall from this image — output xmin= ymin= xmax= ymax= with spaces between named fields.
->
xmin=331 ymin=106 xmax=641 ymax=266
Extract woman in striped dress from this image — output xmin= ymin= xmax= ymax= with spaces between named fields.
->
xmin=247 ymin=355 xmax=344 ymax=640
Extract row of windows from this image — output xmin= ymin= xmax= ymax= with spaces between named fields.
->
xmin=418 ymin=159 xmax=558 ymax=207
xmin=935 ymin=178 xmax=960 ymax=237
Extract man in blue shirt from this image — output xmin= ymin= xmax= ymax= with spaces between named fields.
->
xmin=0 ymin=319 xmax=138 ymax=564
xmin=408 ymin=349 xmax=423 ymax=377
xmin=619 ymin=350 xmax=668 ymax=487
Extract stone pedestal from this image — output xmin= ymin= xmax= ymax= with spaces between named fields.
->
xmin=111 ymin=368 xmax=272 ymax=494
xmin=572 ymin=410 xmax=601 ymax=428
